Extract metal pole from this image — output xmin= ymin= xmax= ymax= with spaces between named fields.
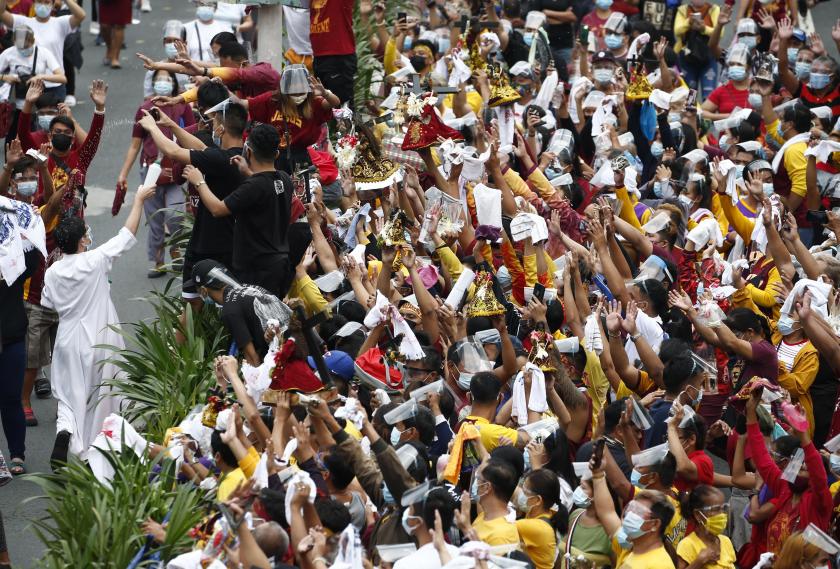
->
xmin=257 ymin=3 xmax=284 ymax=67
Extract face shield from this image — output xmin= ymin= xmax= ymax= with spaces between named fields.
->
xmin=279 ymin=64 xmax=311 ymax=95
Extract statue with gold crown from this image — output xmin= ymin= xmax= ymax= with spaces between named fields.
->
xmin=488 ymin=62 xmax=520 ymax=108
xmin=465 ymin=270 xmax=506 ymax=317
xmin=527 ymin=329 xmax=557 ymax=372
xmin=626 ymin=58 xmax=653 ymax=101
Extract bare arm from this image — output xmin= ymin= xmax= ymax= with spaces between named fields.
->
xmin=66 ymin=0 xmax=86 ymax=28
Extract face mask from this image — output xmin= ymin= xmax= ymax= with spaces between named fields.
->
xmin=196 ymin=6 xmax=214 ymax=21
xmin=830 ymin=454 xmax=840 ymax=474
xmin=470 ymin=475 xmax=484 ymax=502
xmin=668 ymin=112 xmax=682 ymax=124
xmin=457 ymin=371 xmax=473 ymax=390
xmin=164 ymin=43 xmax=179 ymax=59
xmin=522 ymin=32 xmax=534 ymax=47
xmin=153 ymin=81 xmax=173 ymax=96
xmin=37 ymin=114 xmax=54 ymax=131
xmin=15 ymin=180 xmax=38 ymax=197
xmin=738 ymin=36 xmax=757 ymax=49
xmin=290 ymin=94 xmax=308 ymax=105
xmin=777 ymin=314 xmax=798 ymax=336
xmin=650 ymin=141 xmax=664 ymax=158
xmin=438 ymin=37 xmax=450 ymax=53
xmin=734 ymin=164 xmax=745 ymax=179
xmin=776 ymin=121 xmax=786 ymax=140
xmin=621 ymin=511 xmax=648 ymax=540
xmin=605 ymin=33 xmax=623 ymax=49
xmin=678 ymin=193 xmax=694 ymax=208
xmin=593 ymin=68 xmax=614 ymax=84
xmin=51 ymin=132 xmax=72 ymax=152
xmin=18 ymin=46 xmax=33 ymax=57
xmin=401 ymin=508 xmax=421 ymax=535
xmin=382 ymin=483 xmax=395 ymax=505
xmin=772 ymin=422 xmax=787 ymax=440
xmin=34 ymin=2 xmax=51 ymax=18
xmin=615 ymin=527 xmax=632 ymax=549
xmin=515 ymin=490 xmax=532 ymax=513
xmin=652 ymin=181 xmax=664 ymax=198
xmin=694 ymin=387 xmax=704 ymax=406
xmin=701 ymin=512 xmax=728 ymax=536
xmin=516 ymin=84 xmax=532 ymax=97
xmin=595 ymin=0 xmax=613 ymax=9
xmin=796 ymin=61 xmax=812 ymax=79
xmin=762 ymin=182 xmax=774 ymax=197
xmin=787 ymin=48 xmax=800 ymax=62
xmin=390 ymin=426 xmax=403 ymax=446
xmin=718 ymin=134 xmax=730 ymax=152
xmin=728 ymin=66 xmax=747 ymax=81
xmin=809 ymin=72 xmax=832 ymax=90
xmin=630 ymin=469 xmax=648 ymax=488
xmin=572 ymin=486 xmax=591 ymax=509
xmin=409 ymin=55 xmax=427 ymax=73
xmin=403 ymin=36 xmax=413 ymax=50
xmin=747 ymin=92 xmax=762 ymax=109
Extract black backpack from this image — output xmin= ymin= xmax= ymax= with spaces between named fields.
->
xmin=683 ymin=29 xmax=711 ymax=68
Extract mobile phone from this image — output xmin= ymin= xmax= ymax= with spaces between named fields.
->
xmin=397 ymin=11 xmax=407 ymax=22
xmin=533 ymin=282 xmax=546 ymax=302
xmin=807 ymin=210 xmax=828 ymax=224
xmin=578 ymin=25 xmax=589 ymax=45
xmin=686 ymin=89 xmax=698 ymax=108
xmin=592 ymin=438 xmax=606 ymax=469
xmin=150 ymin=107 xmax=161 ymax=121
xmin=691 ymin=12 xmax=702 ymax=19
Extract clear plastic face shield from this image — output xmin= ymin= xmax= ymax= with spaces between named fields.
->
xmin=206 ymin=266 xmax=242 ymax=290
xmin=13 ymin=27 xmax=32 ymax=50
xmin=163 ymin=19 xmax=184 ymax=41
xmin=450 ymin=338 xmax=495 ymax=389
xmin=280 ymin=64 xmax=312 ymax=96
xmin=635 ymin=255 xmax=673 ymax=283
xmin=547 ymin=129 xmax=575 ymax=167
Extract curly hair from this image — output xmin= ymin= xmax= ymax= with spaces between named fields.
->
xmin=53 ymin=216 xmax=86 ymax=254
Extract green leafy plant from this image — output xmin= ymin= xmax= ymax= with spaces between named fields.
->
xmin=100 ymin=281 xmax=229 ymax=441
xmin=26 ymin=452 xmax=209 ymax=568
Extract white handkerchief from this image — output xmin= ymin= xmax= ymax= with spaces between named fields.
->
xmin=473 ymin=184 xmax=503 ymax=228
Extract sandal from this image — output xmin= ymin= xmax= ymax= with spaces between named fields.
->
xmin=9 ymin=459 xmax=25 ymax=475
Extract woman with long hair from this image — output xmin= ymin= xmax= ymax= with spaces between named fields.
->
xmin=514 ymin=468 xmax=568 ymax=569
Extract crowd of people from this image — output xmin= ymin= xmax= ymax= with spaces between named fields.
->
xmin=3 ymin=0 xmax=840 ymax=567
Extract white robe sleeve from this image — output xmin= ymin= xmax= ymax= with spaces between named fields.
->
xmin=91 ymin=227 xmax=137 ymax=271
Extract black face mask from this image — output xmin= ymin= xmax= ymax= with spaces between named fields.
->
xmin=51 ymin=132 xmax=72 ymax=152
xmin=409 ymin=55 xmax=427 ymax=72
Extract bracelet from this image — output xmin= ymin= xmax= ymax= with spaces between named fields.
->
xmin=630 ymin=333 xmax=642 ymax=341
xmin=311 ymin=557 xmax=328 ymax=567
xmin=607 ymin=331 xmax=621 ymax=339
xmin=591 ymin=473 xmax=605 ymax=480
xmin=203 ymin=67 xmax=208 ymax=77
xmin=197 ymin=180 xmax=207 ymax=187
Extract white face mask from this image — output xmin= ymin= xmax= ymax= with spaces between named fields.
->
xmin=14 ymin=180 xmax=38 ymax=197
xmin=401 ymin=508 xmax=422 ymax=535
xmin=678 ymin=193 xmax=694 ymax=208
xmin=289 ymin=94 xmax=308 ymax=105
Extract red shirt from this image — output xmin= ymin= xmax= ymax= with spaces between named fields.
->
xmin=211 ymin=62 xmax=281 ymax=99
xmin=674 ymin=450 xmax=714 ymax=493
xmin=796 ymin=81 xmax=840 ymax=119
xmin=707 ymin=81 xmax=750 ymax=114
xmin=246 ymin=94 xmax=333 ymax=151
xmin=309 ymin=0 xmax=355 ymax=57
xmin=132 ymin=100 xmax=195 ymax=165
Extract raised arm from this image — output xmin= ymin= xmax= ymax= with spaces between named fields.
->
xmin=776 ymin=18 xmax=802 ymax=94
xmin=66 ymin=0 xmax=86 ymax=29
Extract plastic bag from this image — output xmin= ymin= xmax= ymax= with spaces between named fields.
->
xmin=695 ymin=299 xmax=727 ymax=328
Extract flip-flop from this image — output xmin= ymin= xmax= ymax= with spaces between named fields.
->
xmin=111 ymin=62 xmax=122 ymax=69
xmin=9 ymin=459 xmax=25 ymax=475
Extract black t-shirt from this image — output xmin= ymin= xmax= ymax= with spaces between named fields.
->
xmin=0 ymin=249 xmax=41 ymax=346
xmin=223 ymin=170 xmax=293 ymax=272
xmin=533 ymin=0 xmax=575 ymax=50
xmin=222 ymin=287 xmax=269 ymax=358
xmin=189 ymin=147 xmax=243 ymax=256
xmin=639 ymin=0 xmax=677 ymax=43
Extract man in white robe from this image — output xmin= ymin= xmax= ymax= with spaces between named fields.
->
xmin=42 ymin=184 xmax=156 ymax=465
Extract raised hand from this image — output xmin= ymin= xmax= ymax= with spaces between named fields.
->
xmin=5 ymin=138 xmax=23 ymax=166
xmin=89 ymin=79 xmax=108 ymax=110
xmin=25 ymin=78 xmax=44 ymax=104
xmin=135 ymin=52 xmax=158 ymax=70
xmin=777 ymin=16 xmax=793 ymax=39
xmin=757 ymin=8 xmax=776 ymax=30
xmin=668 ymin=289 xmax=693 ymax=312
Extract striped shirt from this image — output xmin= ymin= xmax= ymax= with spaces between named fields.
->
xmin=777 ymin=338 xmax=807 ymax=372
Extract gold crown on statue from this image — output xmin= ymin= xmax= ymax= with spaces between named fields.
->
xmin=528 ymin=330 xmax=556 ymax=372
xmin=465 ymin=271 xmax=506 ymax=317
xmin=488 ymin=64 xmax=520 ymax=107
xmin=626 ymin=62 xmax=653 ymax=101
xmin=379 ymin=210 xmax=409 ymax=247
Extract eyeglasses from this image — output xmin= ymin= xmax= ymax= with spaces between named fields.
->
xmin=700 ymin=503 xmax=730 ymax=515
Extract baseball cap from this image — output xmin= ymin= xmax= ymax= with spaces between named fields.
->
xmin=191 ymin=259 xmax=237 ymax=289
xmin=307 ymin=350 xmax=356 ymax=382
xmin=592 ymin=51 xmax=616 ymax=64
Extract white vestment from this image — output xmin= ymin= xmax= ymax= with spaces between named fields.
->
xmin=42 ymin=227 xmax=136 ymax=460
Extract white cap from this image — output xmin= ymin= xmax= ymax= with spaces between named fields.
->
xmin=811 ymin=106 xmax=833 ymax=121
xmin=555 ymin=337 xmax=580 ymax=354
xmin=573 ymin=461 xmax=592 ymax=480
xmin=631 ymin=442 xmax=669 ymax=467
xmin=509 ymin=60 xmax=534 ymax=77
xmin=736 ymin=18 xmax=758 ymax=36
xmin=377 ymin=544 xmax=417 ymax=563
xmin=332 ymin=321 xmax=366 ymax=338
xmin=314 ymin=270 xmax=345 ymax=293
xmin=525 ymin=10 xmax=547 ymax=30
xmin=735 ymin=140 xmax=762 ymax=153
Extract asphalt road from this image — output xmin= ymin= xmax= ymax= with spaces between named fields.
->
xmin=1 ymin=2 xmax=839 ymax=566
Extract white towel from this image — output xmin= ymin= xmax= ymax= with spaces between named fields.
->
xmin=624 ymin=166 xmax=640 ymax=199
xmin=87 ymin=414 xmax=150 ymax=487
xmin=284 ymin=470 xmax=317 ymax=531
xmin=772 ymin=132 xmax=810 ymax=173
xmin=687 ymin=216 xmax=724 ymax=249
xmin=589 ymin=160 xmax=615 ymax=188
xmin=534 ymin=70 xmax=559 ymax=111
xmin=716 ymin=159 xmax=741 ymax=205
xmin=584 ymin=313 xmax=603 ymax=355
xmin=779 ymin=278 xmax=832 ymax=319
xmin=627 ymin=33 xmax=650 ymax=63
xmin=804 ymin=139 xmax=840 ymax=164
xmin=363 ymin=292 xmax=391 ymax=328
xmin=568 ymin=76 xmax=593 ymax=125
xmin=387 ymin=304 xmax=425 ymax=360
xmin=473 ymin=183 xmax=503 ymax=227
xmin=494 ymin=105 xmax=516 ymax=153
xmin=511 ymin=362 xmax=549 ymax=427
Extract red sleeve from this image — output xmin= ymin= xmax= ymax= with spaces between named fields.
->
xmin=246 ymin=91 xmax=274 ymax=123
xmin=131 ymin=106 xmax=145 ymax=139
xmin=707 ymin=86 xmax=723 ymax=108
xmin=747 ymin=421 xmax=784 ymax=495
xmin=313 ymin=96 xmax=334 ymax=122
xmin=245 ymin=63 xmax=280 ymax=91
xmin=803 ymin=441 xmax=832 ymax=514
xmin=180 ymin=103 xmax=196 ymax=128
xmin=17 ymin=110 xmax=37 ymax=151
xmin=501 ymin=240 xmax=526 ymax=306
xmin=77 ymin=111 xmax=104 ymax=173
xmin=678 ymin=250 xmax=698 ymax=302
xmin=692 ymin=452 xmax=715 ymax=485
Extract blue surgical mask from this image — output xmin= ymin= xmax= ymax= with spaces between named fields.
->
xmin=787 ymin=48 xmax=799 ymax=62
xmin=164 ymin=42 xmax=179 ymax=59
xmin=652 ymin=181 xmax=663 ymax=198
xmin=772 ymin=422 xmax=787 ymax=440
xmin=457 ymin=371 xmax=473 ymax=390
xmin=196 ymin=6 xmax=214 ymax=22
xmin=830 ymin=454 xmax=840 ymax=475
xmin=403 ymin=36 xmax=413 ymax=50
xmin=738 ymin=36 xmax=757 ymax=49
xmin=34 ymin=2 xmax=51 ymax=18
xmin=776 ymin=121 xmax=786 ymax=139
xmin=621 ymin=511 xmax=648 ymax=539
xmin=202 ymin=294 xmax=215 ymax=307
xmin=605 ymin=33 xmax=623 ymax=49
xmin=615 ymin=527 xmax=632 ymax=549
xmin=153 ymin=81 xmax=173 ymax=96
xmin=762 ymin=182 xmax=774 ymax=197
xmin=38 ymin=114 xmax=54 ymax=131
xmin=17 ymin=46 xmax=33 ymax=57
xmin=593 ymin=68 xmax=614 ymax=84
xmin=572 ymin=486 xmax=591 ymax=509
xmin=630 ymin=469 xmax=648 ymax=488
xmin=728 ymin=66 xmax=747 ymax=81
xmin=15 ymin=180 xmax=38 ymax=197
xmin=382 ymin=482 xmax=395 ymax=504
xmin=735 ymin=164 xmax=745 ymax=179
xmin=694 ymin=387 xmax=704 ymax=406
xmin=668 ymin=112 xmax=682 ymax=124
xmin=522 ymin=32 xmax=534 ymax=47
xmin=595 ymin=0 xmax=613 ymax=9
xmin=390 ymin=426 xmax=403 ymax=446
xmin=437 ymin=37 xmax=450 ymax=53
xmin=748 ymin=92 xmax=762 ymax=109
xmin=650 ymin=141 xmax=664 ymax=158
xmin=809 ymin=72 xmax=832 ymax=90
xmin=777 ymin=314 xmax=797 ymax=336
xmin=470 ymin=475 xmax=483 ymax=502
xmin=718 ymin=134 xmax=730 ymax=153
xmin=678 ymin=193 xmax=694 ymax=208
xmin=795 ymin=61 xmax=812 ymax=80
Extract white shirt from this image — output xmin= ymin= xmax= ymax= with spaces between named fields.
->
xmin=10 ymin=14 xmax=75 ymax=73
xmin=624 ymin=311 xmax=664 ymax=366
xmin=213 ymin=2 xmax=247 ymax=28
xmin=283 ymin=6 xmax=312 ymax=55
xmin=184 ymin=19 xmax=230 ymax=63
xmin=393 ymin=542 xmax=460 ymax=569
xmin=0 ymin=44 xmax=61 ymax=107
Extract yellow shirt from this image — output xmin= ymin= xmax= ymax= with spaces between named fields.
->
xmin=516 ymin=515 xmax=557 ymax=569
xmin=616 ymin=545 xmax=676 ymax=569
xmin=615 ymin=370 xmax=657 ymax=399
xmin=474 ymin=512 xmax=520 ymax=546
xmin=217 ymin=446 xmax=260 ymax=501
xmin=766 ymin=119 xmax=808 ymax=198
xmin=676 ymin=532 xmax=736 ymax=569
xmin=465 ymin=415 xmax=519 ymax=452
